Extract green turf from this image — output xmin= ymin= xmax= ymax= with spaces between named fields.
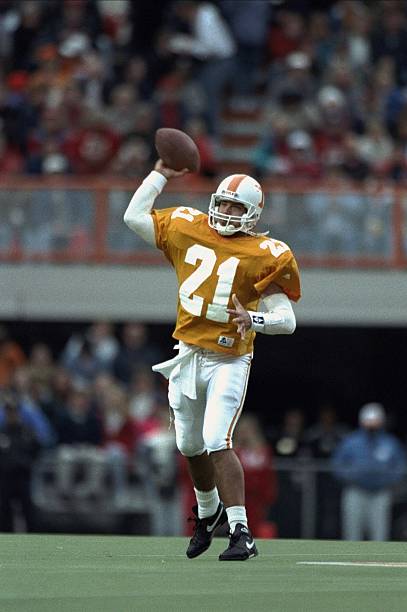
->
xmin=1 ymin=535 xmax=407 ymax=612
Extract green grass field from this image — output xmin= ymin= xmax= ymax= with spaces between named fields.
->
xmin=1 ymin=534 xmax=407 ymax=612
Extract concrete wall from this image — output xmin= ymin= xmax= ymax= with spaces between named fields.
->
xmin=0 ymin=264 xmax=406 ymax=326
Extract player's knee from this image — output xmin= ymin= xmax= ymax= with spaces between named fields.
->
xmin=203 ymin=431 xmax=228 ymax=454
xmin=175 ymin=433 xmax=205 ymax=457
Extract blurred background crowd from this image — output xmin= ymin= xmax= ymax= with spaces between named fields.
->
xmin=1 ymin=0 xmax=407 ymax=181
xmin=1 ymin=320 xmax=406 ymax=542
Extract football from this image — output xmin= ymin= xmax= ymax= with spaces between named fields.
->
xmin=155 ymin=127 xmax=200 ymax=172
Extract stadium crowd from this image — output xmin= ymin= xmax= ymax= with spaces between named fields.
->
xmin=0 ymin=320 xmax=406 ymax=541
xmin=0 ymin=0 xmax=407 ymax=181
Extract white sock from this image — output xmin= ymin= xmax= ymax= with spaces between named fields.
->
xmin=194 ymin=487 xmax=220 ymax=519
xmin=226 ymin=506 xmax=248 ymax=533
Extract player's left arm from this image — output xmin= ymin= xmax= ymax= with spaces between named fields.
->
xmin=227 ymin=283 xmax=296 ymax=340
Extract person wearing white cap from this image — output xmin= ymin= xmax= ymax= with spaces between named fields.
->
xmin=331 ymin=403 xmax=407 ymax=541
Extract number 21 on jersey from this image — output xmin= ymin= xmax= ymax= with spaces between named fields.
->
xmin=179 ymin=244 xmax=239 ymax=323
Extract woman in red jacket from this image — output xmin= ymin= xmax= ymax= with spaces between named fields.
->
xmin=234 ymin=413 xmax=278 ymax=538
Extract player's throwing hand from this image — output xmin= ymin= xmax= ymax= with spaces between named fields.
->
xmin=155 ymin=159 xmax=189 ymax=179
xmin=227 ymin=294 xmax=251 ymax=340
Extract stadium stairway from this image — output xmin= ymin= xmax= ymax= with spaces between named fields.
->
xmin=218 ymin=94 xmax=264 ymax=175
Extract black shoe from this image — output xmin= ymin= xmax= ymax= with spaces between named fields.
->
xmin=219 ymin=523 xmax=258 ymax=561
xmin=186 ymin=502 xmax=228 ymax=559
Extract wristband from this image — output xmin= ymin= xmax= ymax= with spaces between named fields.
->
xmin=248 ymin=310 xmax=285 ymax=334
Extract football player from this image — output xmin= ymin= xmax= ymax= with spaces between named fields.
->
xmin=124 ymin=160 xmax=301 ymax=560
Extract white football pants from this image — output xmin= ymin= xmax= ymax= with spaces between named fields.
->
xmin=168 ymin=344 xmax=252 ymax=455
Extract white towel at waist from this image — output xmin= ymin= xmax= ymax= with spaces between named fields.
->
xmin=152 ymin=342 xmax=200 ymax=400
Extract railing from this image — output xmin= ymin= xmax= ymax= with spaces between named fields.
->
xmin=0 ymin=176 xmax=406 ymax=268
xmin=272 ymin=458 xmax=407 ymax=540
xmin=29 ymin=455 xmax=407 ymax=538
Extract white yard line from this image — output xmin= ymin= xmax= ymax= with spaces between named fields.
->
xmin=298 ymin=561 xmax=407 ymax=568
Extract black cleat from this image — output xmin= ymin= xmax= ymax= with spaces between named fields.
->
xmin=219 ymin=523 xmax=258 ymax=561
xmin=186 ymin=502 xmax=228 ymax=559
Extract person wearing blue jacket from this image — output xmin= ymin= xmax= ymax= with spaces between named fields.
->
xmin=0 ymin=392 xmax=55 ymax=531
xmin=331 ymin=402 xmax=407 ymax=541
xmin=0 ymin=396 xmax=55 ymax=448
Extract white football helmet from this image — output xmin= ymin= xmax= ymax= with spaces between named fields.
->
xmin=208 ymin=174 xmax=264 ymax=236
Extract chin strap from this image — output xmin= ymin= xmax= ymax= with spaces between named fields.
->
xmin=248 ymin=293 xmax=296 ymax=335
xmin=246 ymin=229 xmax=269 ymax=237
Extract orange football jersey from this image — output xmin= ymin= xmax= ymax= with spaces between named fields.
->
xmin=152 ymin=206 xmax=301 ymax=356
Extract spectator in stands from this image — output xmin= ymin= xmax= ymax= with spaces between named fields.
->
xmin=11 ymin=0 xmax=46 ymax=71
xmin=269 ymin=51 xmax=316 ymax=104
xmin=110 ymin=135 xmax=152 ymax=178
xmin=337 ymin=1 xmax=372 ymax=74
xmin=323 ymin=58 xmax=366 ymax=133
xmin=0 ymin=325 xmax=26 ymax=389
xmin=50 ymin=367 xmax=73 ymax=407
xmin=339 ymin=134 xmax=371 ymax=183
xmin=104 ymin=83 xmax=140 ymax=137
xmin=370 ymin=5 xmax=407 ymax=86
xmin=234 ymin=413 xmax=278 ymax=538
xmin=266 ymin=10 xmax=305 ymax=65
xmin=251 ymin=116 xmax=291 ymax=179
xmin=142 ymin=29 xmax=179 ymax=97
xmin=61 ymin=337 xmax=104 ymax=386
xmin=166 ymin=0 xmax=237 ymax=137
xmin=119 ymin=56 xmax=151 ymax=101
xmin=74 ymin=50 xmax=109 ymax=113
xmin=303 ymin=403 xmax=349 ymax=539
xmin=113 ymin=323 xmax=163 ymax=387
xmin=314 ymin=85 xmax=351 ymax=168
xmin=268 ymin=407 xmax=307 ymax=458
xmin=184 ymin=116 xmax=217 ymax=177
xmin=304 ymin=404 xmax=349 ymax=459
xmin=280 ymin=130 xmax=322 ymax=180
xmin=130 ymin=102 xmax=156 ymax=156
xmin=60 ymin=80 xmax=87 ymax=127
xmin=25 ymin=343 xmax=56 ymax=422
xmin=265 ymin=86 xmax=320 ymax=135
xmin=368 ymin=56 xmax=398 ymax=132
xmin=63 ymin=109 xmax=121 ymax=174
xmin=0 ymin=392 xmax=41 ymax=532
xmin=307 ymin=11 xmax=337 ymax=75
xmin=332 ymin=402 xmax=407 ymax=541
xmin=137 ymin=399 xmax=180 ymax=535
xmin=99 ymin=382 xmax=140 ymax=507
xmin=61 ymin=321 xmax=119 ymax=374
xmin=0 ymin=128 xmax=24 ymax=174
xmin=53 ymin=383 xmax=104 ymax=502
xmin=355 ymin=119 xmax=393 ymax=171
xmin=7 ymin=366 xmax=55 ymax=448
xmin=128 ymin=368 xmax=162 ymax=433
xmin=267 ymin=407 xmax=307 ymax=538
xmin=220 ymin=0 xmax=271 ymax=98
xmin=378 ymin=144 xmax=407 ymax=182
xmin=154 ymin=65 xmax=188 ymax=131
xmin=26 ymin=137 xmax=71 ymax=175
xmin=25 ymin=105 xmax=69 ymax=173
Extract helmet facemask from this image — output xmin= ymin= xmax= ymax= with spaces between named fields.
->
xmin=208 ymin=196 xmax=260 ymax=236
